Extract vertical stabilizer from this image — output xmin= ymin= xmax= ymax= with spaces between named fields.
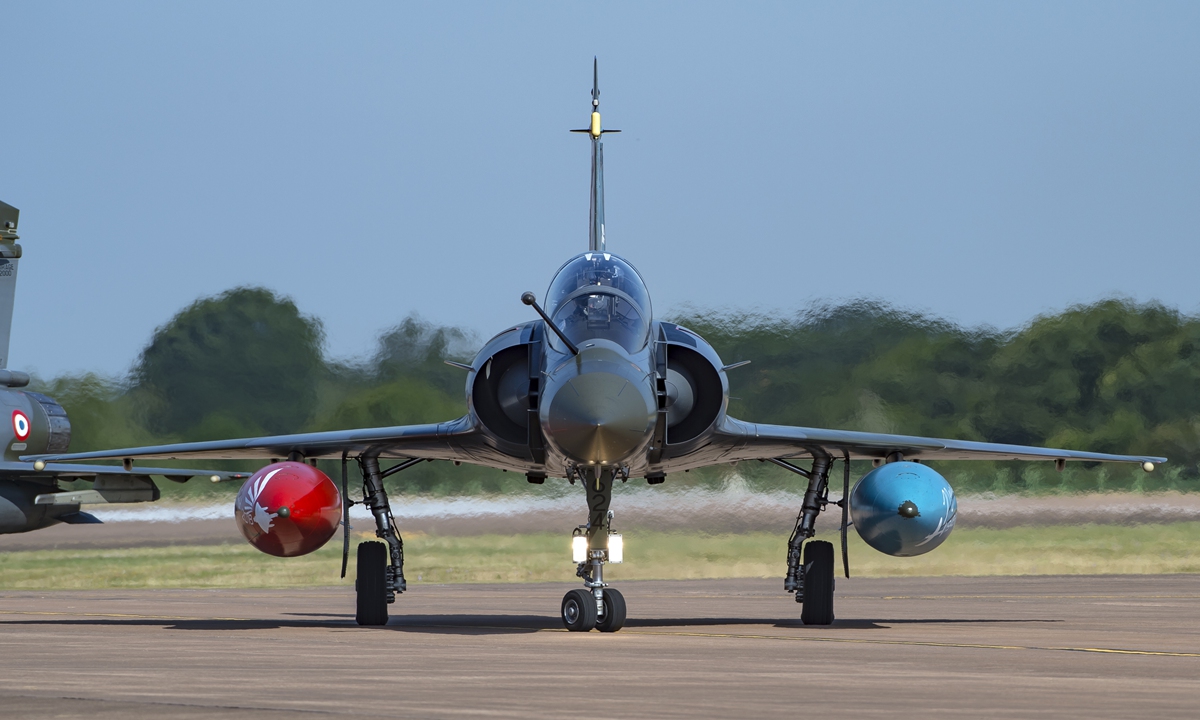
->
xmin=590 ymin=137 xmax=605 ymax=252
xmin=571 ymin=58 xmax=620 ymax=252
xmin=0 ymin=202 xmax=22 ymax=369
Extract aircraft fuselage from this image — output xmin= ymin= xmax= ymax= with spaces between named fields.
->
xmin=464 ymin=251 xmax=731 ymax=481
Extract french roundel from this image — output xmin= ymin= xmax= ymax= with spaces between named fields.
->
xmin=11 ymin=410 xmax=30 ymax=441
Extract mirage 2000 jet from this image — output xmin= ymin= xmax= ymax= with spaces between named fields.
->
xmin=0 ymin=201 xmax=247 ymax=537
xmin=31 ymin=63 xmax=1165 ymax=631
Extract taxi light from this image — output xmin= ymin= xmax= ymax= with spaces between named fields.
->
xmin=608 ymin=534 xmax=623 ymax=564
xmin=572 ymin=535 xmax=588 ymax=563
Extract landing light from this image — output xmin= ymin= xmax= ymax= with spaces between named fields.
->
xmin=572 ymin=535 xmax=588 ymax=563
xmin=1143 ymin=462 xmax=1155 ymax=473
xmin=608 ymin=534 xmax=623 ymax=564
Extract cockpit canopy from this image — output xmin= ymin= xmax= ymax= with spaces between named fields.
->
xmin=545 ymin=252 xmax=652 ymax=353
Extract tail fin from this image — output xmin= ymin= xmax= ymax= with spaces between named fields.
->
xmin=570 ymin=58 xmax=620 ymax=252
xmin=0 ymin=201 xmax=22 ymax=369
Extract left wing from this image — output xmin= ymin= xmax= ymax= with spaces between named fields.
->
xmin=3 ymin=461 xmax=249 ymax=480
xmin=3 ymin=461 xmax=250 ymax=510
xmin=664 ymin=416 xmax=1166 ymax=469
xmin=24 ymin=415 xmax=519 ymax=469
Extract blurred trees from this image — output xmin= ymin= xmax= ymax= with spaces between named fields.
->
xmin=131 ymin=288 xmax=325 ymax=439
xmin=681 ymin=298 xmax=1200 ymax=488
xmin=31 ymin=287 xmax=1200 ymax=493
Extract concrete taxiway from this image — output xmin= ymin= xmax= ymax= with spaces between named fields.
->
xmin=1 ymin=575 xmax=1198 ymax=718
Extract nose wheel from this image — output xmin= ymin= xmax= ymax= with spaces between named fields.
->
xmin=561 ymin=588 xmax=596 ymax=631
xmin=596 ymin=587 xmax=626 ymax=632
xmin=561 ymin=587 xmax=626 ymax=632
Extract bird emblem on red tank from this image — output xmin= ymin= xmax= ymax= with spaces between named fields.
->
xmin=234 ymin=461 xmax=342 ymax=557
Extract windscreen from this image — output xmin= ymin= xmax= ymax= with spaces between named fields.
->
xmin=545 ymin=252 xmax=652 ymax=353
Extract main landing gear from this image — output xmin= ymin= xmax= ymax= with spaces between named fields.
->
xmin=354 ymin=456 xmax=408 ymax=626
xmin=772 ymin=453 xmax=840 ymax=625
xmin=348 ymin=454 xmax=841 ymax=631
xmin=561 ymin=466 xmax=627 ymax=632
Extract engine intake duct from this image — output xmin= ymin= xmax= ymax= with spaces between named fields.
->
xmin=663 ymin=345 xmax=722 ymax=445
xmin=473 ymin=345 xmax=532 ymax=445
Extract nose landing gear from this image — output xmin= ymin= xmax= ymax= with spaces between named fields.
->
xmin=561 ymin=466 xmax=627 ymax=632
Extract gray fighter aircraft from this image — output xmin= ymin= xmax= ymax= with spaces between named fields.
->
xmin=0 ymin=200 xmax=247 ymax=535
xmin=30 ymin=62 xmax=1166 ymax=630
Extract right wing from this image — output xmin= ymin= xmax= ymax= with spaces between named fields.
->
xmin=23 ymin=415 xmax=519 ymax=469
xmin=664 ymin=416 xmax=1167 ymax=468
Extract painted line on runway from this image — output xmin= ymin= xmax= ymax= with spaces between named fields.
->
xmin=872 ymin=594 xmax=1200 ymax=600
xmin=618 ymin=629 xmax=1200 ymax=657
xmin=0 ymin=610 xmax=246 ymax=622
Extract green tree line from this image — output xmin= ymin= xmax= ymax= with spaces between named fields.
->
xmin=37 ymin=288 xmax=1200 ymax=496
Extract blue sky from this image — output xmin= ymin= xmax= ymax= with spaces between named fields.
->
xmin=3 ymin=2 xmax=1198 ymax=377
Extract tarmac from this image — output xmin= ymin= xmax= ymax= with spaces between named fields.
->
xmin=2 ymin=575 xmax=1199 ymax=718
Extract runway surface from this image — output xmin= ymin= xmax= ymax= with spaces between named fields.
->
xmin=2 ymin=575 xmax=1199 ymax=718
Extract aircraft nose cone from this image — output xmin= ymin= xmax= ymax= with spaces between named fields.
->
xmin=544 ymin=371 xmax=656 ymax=465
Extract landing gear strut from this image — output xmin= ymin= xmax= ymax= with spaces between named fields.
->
xmin=773 ymin=454 xmax=836 ymax=625
xmin=561 ymin=466 xmax=627 ymax=632
xmin=355 ymin=455 xmax=407 ymax=626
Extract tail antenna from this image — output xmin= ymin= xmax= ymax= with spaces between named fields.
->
xmin=571 ymin=57 xmax=620 ymax=252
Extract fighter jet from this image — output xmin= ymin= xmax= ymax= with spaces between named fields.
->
xmin=30 ymin=62 xmax=1166 ymax=630
xmin=0 ymin=200 xmax=247 ymax=535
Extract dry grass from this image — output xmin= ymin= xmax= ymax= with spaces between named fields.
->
xmin=4 ymin=523 xmax=1200 ymax=590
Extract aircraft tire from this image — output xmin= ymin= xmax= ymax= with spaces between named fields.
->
xmin=596 ymin=588 xmax=627 ymax=632
xmin=561 ymin=588 xmax=598 ymax=632
xmin=800 ymin=540 xmax=835 ymax=626
xmin=356 ymin=541 xmax=389 ymax=626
